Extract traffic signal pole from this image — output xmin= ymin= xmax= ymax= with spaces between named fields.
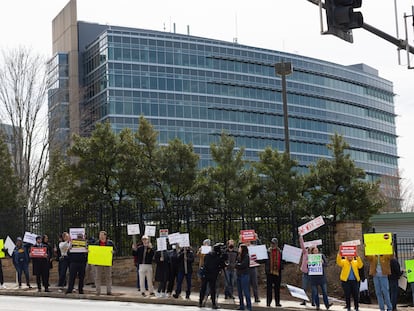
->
xmin=307 ymin=0 xmax=414 ymax=56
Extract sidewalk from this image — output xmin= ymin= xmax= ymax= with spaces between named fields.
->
xmin=0 ymin=282 xmax=386 ymax=310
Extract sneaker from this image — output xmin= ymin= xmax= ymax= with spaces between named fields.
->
xmin=276 ymin=304 xmax=282 ymax=307
xmin=149 ymin=292 xmax=155 ymax=296
xmin=173 ymin=293 xmax=179 ymax=298
xmin=255 ymin=299 xmax=261 ymax=303
xmin=326 ymin=303 xmax=333 ymax=310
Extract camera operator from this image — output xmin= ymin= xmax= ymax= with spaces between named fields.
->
xmin=199 ymin=243 xmax=228 ymax=309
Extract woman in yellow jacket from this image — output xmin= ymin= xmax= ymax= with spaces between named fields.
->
xmin=336 ymin=253 xmax=364 ymax=311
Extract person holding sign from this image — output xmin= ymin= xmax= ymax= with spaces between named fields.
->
xmin=135 ymin=235 xmax=155 ymax=297
xmin=299 ymin=234 xmax=313 ymax=306
xmin=265 ymin=237 xmax=283 ymax=307
xmin=235 ymin=244 xmax=252 ymax=311
xmin=366 ymin=253 xmax=393 ymax=311
xmin=31 ymin=235 xmax=50 ymax=292
xmin=173 ymin=246 xmax=194 ymax=299
xmin=66 ymin=233 xmax=88 ymax=294
xmin=309 ymin=246 xmax=332 ymax=310
xmin=58 ymin=232 xmax=70 ymax=291
xmin=94 ymin=230 xmax=116 ymax=296
xmin=336 ymin=249 xmax=363 ymax=311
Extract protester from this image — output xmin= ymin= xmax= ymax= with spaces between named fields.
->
xmin=135 ymin=235 xmax=155 ymax=297
xmin=265 ymin=237 xmax=283 ymax=307
xmin=366 ymin=254 xmax=393 ymax=311
xmin=166 ymin=243 xmax=179 ymax=297
xmin=309 ymin=246 xmax=332 ymax=310
xmin=154 ymin=247 xmax=170 ymax=297
xmin=199 ymin=243 xmax=227 ymax=309
xmin=94 ymin=230 xmax=116 ymax=296
xmin=66 ymin=233 xmax=88 ymax=294
xmin=235 ymin=244 xmax=252 ymax=311
xmin=31 ymin=235 xmax=51 ymax=292
xmin=299 ymin=234 xmax=314 ymax=306
xmin=388 ymin=255 xmax=402 ymax=311
xmin=197 ymin=239 xmax=212 ymax=304
xmin=84 ymin=235 xmax=96 ymax=287
xmin=12 ymin=237 xmax=32 ymax=289
xmin=0 ymin=255 xmax=4 ymax=289
xmin=224 ymin=239 xmax=238 ymax=300
xmin=58 ymin=232 xmax=70 ymax=291
xmin=336 ymin=250 xmax=364 ymax=311
xmin=173 ymin=246 xmax=194 ymax=299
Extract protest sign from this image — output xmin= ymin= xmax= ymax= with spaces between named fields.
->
xmin=286 ymin=284 xmax=309 ymax=301
xmin=298 ymin=216 xmax=325 ymax=236
xmin=159 ymin=229 xmax=169 ymax=237
xmin=157 ymin=237 xmax=167 ymax=251
xmin=144 ymin=225 xmax=156 ymax=237
xmin=4 ymin=236 xmax=15 ymax=256
xmin=168 ymin=232 xmax=181 ymax=245
xmin=342 ymin=239 xmax=361 ymax=246
xmin=406 ymin=259 xmax=414 ymax=283
xmin=304 ymin=239 xmax=323 ymax=248
xmin=69 ymin=228 xmax=85 ymax=240
xmin=240 ymin=229 xmax=256 ymax=243
xmin=70 ymin=239 xmax=87 ymax=253
xmin=282 ymin=244 xmax=302 ymax=264
xmin=248 ymin=244 xmax=268 ymax=261
xmin=364 ymin=233 xmax=393 ymax=255
xmin=308 ymin=254 xmax=323 ymax=275
xmin=201 ymin=245 xmax=212 ymax=254
xmin=340 ymin=245 xmax=357 ymax=257
xmin=88 ymin=245 xmax=113 ymax=266
xmin=23 ymin=231 xmax=37 ymax=245
xmin=30 ymin=247 xmax=47 ymax=258
xmin=127 ymin=224 xmax=140 ymax=235
xmin=0 ymin=240 xmax=4 ymax=258
xmin=179 ymin=233 xmax=190 ymax=247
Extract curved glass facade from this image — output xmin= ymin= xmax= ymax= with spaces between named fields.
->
xmin=76 ymin=23 xmax=397 ymax=181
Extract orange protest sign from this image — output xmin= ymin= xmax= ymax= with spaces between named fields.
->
xmin=240 ymin=229 xmax=256 ymax=243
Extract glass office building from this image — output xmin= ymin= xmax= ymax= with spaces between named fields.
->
xmin=51 ymin=0 xmax=398 ymax=184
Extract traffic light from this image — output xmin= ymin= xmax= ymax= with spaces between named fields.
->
xmin=325 ymin=0 xmax=363 ymax=42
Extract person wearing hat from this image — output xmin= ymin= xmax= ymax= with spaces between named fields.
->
xmin=12 ymin=237 xmax=32 ymax=289
xmin=265 ymin=237 xmax=283 ymax=307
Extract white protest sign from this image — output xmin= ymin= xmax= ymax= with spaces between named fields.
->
xmin=144 ymin=225 xmax=156 ymax=237
xmin=23 ymin=232 xmax=37 ymax=245
xmin=341 ymin=239 xmax=361 ymax=246
xmin=248 ymin=244 xmax=268 ymax=261
xmin=304 ymin=239 xmax=323 ymax=248
xmin=286 ymin=284 xmax=310 ymax=301
xmin=5 ymin=236 xmax=15 ymax=256
xmin=298 ymin=216 xmax=325 ymax=236
xmin=201 ymin=245 xmax=212 ymax=254
xmin=69 ymin=228 xmax=85 ymax=239
xmin=127 ymin=224 xmax=140 ymax=235
xmin=168 ymin=232 xmax=181 ymax=244
xmin=359 ymin=279 xmax=368 ymax=291
xmin=157 ymin=237 xmax=167 ymax=251
xmin=308 ymin=254 xmax=323 ymax=275
xmin=179 ymin=233 xmax=190 ymax=247
xmin=282 ymin=244 xmax=302 ymax=264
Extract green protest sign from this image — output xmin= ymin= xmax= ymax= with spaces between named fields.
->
xmin=405 ymin=259 xmax=414 ymax=283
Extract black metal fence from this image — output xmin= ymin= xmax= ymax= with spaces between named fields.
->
xmin=1 ymin=202 xmax=336 ymax=257
xmin=394 ymin=234 xmax=414 ymax=269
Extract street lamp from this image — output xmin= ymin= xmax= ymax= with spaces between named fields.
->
xmin=275 ymin=61 xmax=293 ymax=156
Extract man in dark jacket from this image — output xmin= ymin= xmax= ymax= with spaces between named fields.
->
xmin=173 ymin=246 xmax=194 ymax=299
xmin=133 ymin=235 xmax=155 ymax=296
xmin=66 ymin=233 xmax=88 ymax=294
xmin=389 ymin=255 xmax=402 ymax=311
xmin=199 ymin=243 xmax=227 ymax=309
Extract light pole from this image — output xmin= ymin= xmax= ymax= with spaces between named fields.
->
xmin=275 ymin=61 xmax=293 ymax=156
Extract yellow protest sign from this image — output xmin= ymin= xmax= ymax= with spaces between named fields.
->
xmin=406 ymin=259 xmax=414 ymax=283
xmin=87 ymin=245 xmax=113 ymax=266
xmin=0 ymin=239 xmax=4 ymax=258
xmin=363 ymin=233 xmax=393 ymax=256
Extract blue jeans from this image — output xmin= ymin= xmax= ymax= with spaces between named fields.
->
xmin=224 ymin=269 xmax=237 ymax=298
xmin=237 ymin=273 xmax=252 ymax=311
xmin=15 ymin=263 xmax=30 ymax=286
xmin=373 ymin=275 xmax=392 ymax=311
xmin=175 ymin=271 xmax=192 ymax=297
xmin=312 ymin=281 xmax=330 ymax=309
xmin=302 ymin=273 xmax=313 ymax=304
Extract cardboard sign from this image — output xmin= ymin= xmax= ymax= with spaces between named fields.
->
xmin=308 ymin=254 xmax=323 ymax=275
xmin=0 ymin=240 xmax=4 ymax=258
xmin=157 ymin=237 xmax=167 ymax=251
xmin=201 ymin=245 xmax=212 ymax=254
xmin=178 ymin=233 xmax=190 ymax=247
xmin=88 ymin=245 xmax=113 ymax=266
xmin=340 ymin=245 xmax=357 ymax=257
xmin=304 ymin=239 xmax=323 ymax=248
xmin=248 ymin=244 xmax=268 ymax=261
xmin=342 ymin=239 xmax=361 ymax=246
xmin=282 ymin=244 xmax=302 ymax=264
xmin=144 ymin=225 xmax=156 ymax=237
xmin=23 ymin=232 xmax=37 ymax=245
xmin=159 ymin=229 xmax=169 ymax=237
xmin=168 ymin=232 xmax=181 ymax=244
xmin=127 ymin=224 xmax=140 ymax=235
xmin=5 ymin=236 xmax=15 ymax=257
xmin=30 ymin=247 xmax=47 ymax=258
xmin=69 ymin=228 xmax=85 ymax=240
xmin=286 ymin=284 xmax=309 ymax=301
xmin=406 ymin=259 xmax=414 ymax=283
xmin=364 ymin=233 xmax=393 ymax=255
xmin=298 ymin=216 xmax=325 ymax=236
xmin=70 ymin=240 xmax=87 ymax=253
xmin=240 ymin=229 xmax=256 ymax=243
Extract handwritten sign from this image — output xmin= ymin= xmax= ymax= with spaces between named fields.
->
xmin=248 ymin=244 xmax=268 ymax=261
xmin=127 ymin=224 xmax=140 ymax=235
xmin=88 ymin=245 xmax=113 ymax=266
xmin=69 ymin=228 xmax=85 ymax=239
xmin=240 ymin=229 xmax=256 ymax=243
xmin=340 ymin=245 xmax=357 ymax=257
xmin=308 ymin=254 xmax=323 ymax=275
xmin=282 ymin=244 xmax=302 ymax=264
xmin=201 ymin=245 xmax=212 ymax=254
xmin=157 ymin=237 xmax=167 ymax=251
xmin=298 ymin=216 xmax=325 ymax=236
xmin=179 ymin=233 xmax=190 ymax=247
xmin=70 ymin=240 xmax=87 ymax=253
xmin=364 ymin=233 xmax=393 ymax=256
xmin=159 ymin=229 xmax=169 ymax=237
xmin=168 ymin=232 xmax=181 ymax=245
xmin=286 ymin=284 xmax=309 ymax=301
xmin=144 ymin=225 xmax=156 ymax=237
xmin=342 ymin=239 xmax=361 ymax=246
xmin=23 ymin=232 xmax=37 ymax=245
xmin=304 ymin=239 xmax=323 ymax=249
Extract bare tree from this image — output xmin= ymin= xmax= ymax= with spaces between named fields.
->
xmin=0 ymin=47 xmax=49 ymax=221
